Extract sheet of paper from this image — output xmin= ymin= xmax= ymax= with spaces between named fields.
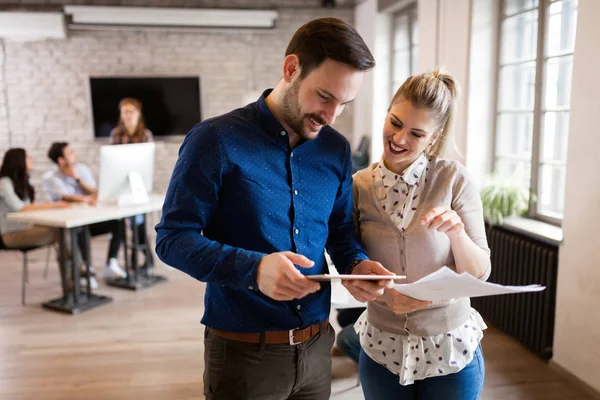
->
xmin=393 ymin=267 xmax=545 ymax=301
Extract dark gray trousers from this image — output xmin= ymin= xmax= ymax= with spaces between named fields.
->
xmin=203 ymin=324 xmax=335 ymax=400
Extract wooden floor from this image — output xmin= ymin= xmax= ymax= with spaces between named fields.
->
xmin=0 ymin=237 xmax=592 ymax=400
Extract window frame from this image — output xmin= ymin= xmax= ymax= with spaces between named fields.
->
xmin=493 ymin=0 xmax=577 ymax=226
xmin=389 ymin=2 xmax=419 ymax=100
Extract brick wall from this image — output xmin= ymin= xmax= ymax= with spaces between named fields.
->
xmin=0 ymin=7 xmax=356 ymax=200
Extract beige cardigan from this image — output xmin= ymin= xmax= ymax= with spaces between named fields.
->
xmin=353 ymin=158 xmax=491 ymax=337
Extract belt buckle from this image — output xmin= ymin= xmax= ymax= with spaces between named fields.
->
xmin=289 ymin=329 xmax=300 ymax=345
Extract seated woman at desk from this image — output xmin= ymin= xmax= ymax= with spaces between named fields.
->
xmin=351 ymin=71 xmax=491 ymax=400
xmin=109 ymin=97 xmax=153 ymax=266
xmin=0 ymin=148 xmax=69 ymax=250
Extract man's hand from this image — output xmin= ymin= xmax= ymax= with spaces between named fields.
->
xmin=82 ymin=195 xmax=97 ymax=206
xmin=342 ymin=260 xmax=395 ymax=302
xmin=256 ymin=252 xmax=320 ymax=301
xmin=63 ymin=165 xmax=79 ymax=180
xmin=381 ymin=289 xmax=432 ymax=314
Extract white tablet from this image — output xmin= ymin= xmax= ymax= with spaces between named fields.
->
xmin=306 ymin=274 xmax=406 ymax=282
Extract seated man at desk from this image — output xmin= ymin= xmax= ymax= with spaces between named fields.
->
xmin=43 ymin=142 xmax=126 ymax=285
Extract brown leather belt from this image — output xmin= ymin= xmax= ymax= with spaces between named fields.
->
xmin=209 ymin=319 xmax=329 ymax=345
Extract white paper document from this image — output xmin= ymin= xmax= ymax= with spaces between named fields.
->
xmin=393 ymin=267 xmax=545 ymax=302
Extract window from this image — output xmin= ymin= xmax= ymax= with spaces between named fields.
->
xmin=390 ymin=4 xmax=419 ymax=99
xmin=494 ymin=0 xmax=578 ymax=223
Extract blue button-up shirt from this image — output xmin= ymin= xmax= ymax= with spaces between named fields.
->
xmin=156 ymin=90 xmax=368 ymax=333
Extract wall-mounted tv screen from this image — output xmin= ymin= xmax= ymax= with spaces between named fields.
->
xmin=89 ymin=76 xmax=201 ymax=138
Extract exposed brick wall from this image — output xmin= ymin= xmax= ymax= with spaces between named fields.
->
xmin=0 ymin=8 xmax=356 ymax=200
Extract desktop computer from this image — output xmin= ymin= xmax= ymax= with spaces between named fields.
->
xmin=97 ymin=142 xmax=155 ymax=206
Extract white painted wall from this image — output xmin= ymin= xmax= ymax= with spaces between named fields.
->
xmin=553 ymin=0 xmax=600 ymax=392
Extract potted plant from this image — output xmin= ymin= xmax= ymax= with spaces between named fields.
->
xmin=480 ymin=176 xmax=532 ymax=226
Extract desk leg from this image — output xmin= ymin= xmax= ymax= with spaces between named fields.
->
xmin=83 ymin=226 xmax=92 ymax=295
xmin=71 ymin=227 xmax=80 ymax=305
xmin=41 ymin=226 xmax=112 ymax=315
xmin=58 ymin=228 xmax=69 ymax=301
xmin=105 ymin=213 xmax=167 ymax=291
xmin=131 ymin=216 xmax=140 ymax=282
xmin=121 ymin=218 xmax=131 ymax=281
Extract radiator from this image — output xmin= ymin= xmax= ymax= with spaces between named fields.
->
xmin=471 ymin=225 xmax=559 ymax=359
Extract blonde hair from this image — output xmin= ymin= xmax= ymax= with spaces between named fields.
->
xmin=389 ymin=70 xmax=461 ymax=158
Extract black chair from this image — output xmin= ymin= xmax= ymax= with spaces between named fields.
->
xmin=0 ymin=238 xmax=46 ymax=305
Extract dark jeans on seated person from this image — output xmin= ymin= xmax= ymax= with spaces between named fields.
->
xmin=203 ymin=324 xmax=335 ymax=400
xmin=78 ymin=220 xmax=122 ymax=264
xmin=335 ymin=307 xmax=365 ymax=363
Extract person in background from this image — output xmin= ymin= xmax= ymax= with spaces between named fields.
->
xmin=332 ymin=307 xmax=364 ymax=363
xmin=43 ymin=142 xmax=127 ymax=288
xmin=0 ymin=148 xmax=69 ymax=259
xmin=109 ymin=98 xmax=153 ymax=145
xmin=353 ymin=70 xmax=491 ymax=400
xmin=109 ymin=98 xmax=153 ymax=266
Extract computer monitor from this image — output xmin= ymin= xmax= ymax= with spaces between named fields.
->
xmin=97 ymin=142 xmax=156 ymax=206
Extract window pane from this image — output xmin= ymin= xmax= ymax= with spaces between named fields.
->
xmin=411 ymin=9 xmax=419 ymax=47
xmin=538 ymin=164 xmax=566 ymax=217
xmin=496 ymin=112 xmax=534 ymax=159
xmin=411 ymin=8 xmax=419 ymax=74
xmin=501 ymin=10 xmax=538 ymax=63
xmin=498 ymin=62 xmax=537 ymax=111
xmin=505 ymin=0 xmax=538 ymax=16
xmin=544 ymin=55 xmax=573 ymax=109
xmin=411 ymin=45 xmax=419 ymax=75
xmin=495 ymin=158 xmax=531 ymax=189
xmin=393 ymin=50 xmax=411 ymax=84
xmin=393 ymin=14 xmax=410 ymax=51
xmin=541 ymin=111 xmax=570 ymax=163
xmin=547 ymin=0 xmax=578 ymax=56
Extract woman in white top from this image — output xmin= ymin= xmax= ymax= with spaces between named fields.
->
xmin=353 ymin=71 xmax=491 ymax=399
xmin=0 ymin=148 xmax=69 ymax=249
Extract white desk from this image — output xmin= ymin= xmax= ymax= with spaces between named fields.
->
xmin=7 ymin=194 xmax=165 ymax=314
xmin=7 ymin=194 xmax=164 ymax=228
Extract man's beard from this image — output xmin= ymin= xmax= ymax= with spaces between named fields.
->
xmin=281 ymin=80 xmax=326 ymax=141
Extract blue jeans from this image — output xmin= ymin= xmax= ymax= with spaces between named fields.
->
xmin=359 ymin=345 xmax=485 ymax=400
xmin=336 ymin=324 xmax=361 ymax=363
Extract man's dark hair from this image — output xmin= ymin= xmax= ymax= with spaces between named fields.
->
xmin=47 ymin=142 xmax=69 ymax=165
xmin=285 ymin=17 xmax=376 ymax=79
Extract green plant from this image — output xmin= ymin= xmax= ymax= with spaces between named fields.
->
xmin=480 ymin=177 xmax=532 ymax=225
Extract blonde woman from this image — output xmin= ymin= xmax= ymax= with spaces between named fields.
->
xmin=353 ymin=71 xmax=491 ymax=399
xmin=109 ymin=97 xmax=153 ymax=145
xmin=109 ymin=97 xmax=153 ymax=261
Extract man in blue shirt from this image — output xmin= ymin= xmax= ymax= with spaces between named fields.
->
xmin=43 ymin=142 xmax=126 ymax=286
xmin=156 ymin=18 xmax=393 ymax=399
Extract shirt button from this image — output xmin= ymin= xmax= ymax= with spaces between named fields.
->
xmin=280 ymin=130 xmax=286 ymax=136
xmin=297 ymin=305 xmax=301 ymax=310
xmin=294 ymin=190 xmax=298 ymax=196
xmin=295 ymin=229 xmax=299 ymax=235
xmin=291 ymin=152 xmax=294 ymax=157
xmin=248 ymin=286 xmax=254 ymax=290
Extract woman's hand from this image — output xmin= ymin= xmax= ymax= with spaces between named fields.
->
xmin=420 ymin=207 xmax=464 ymax=238
xmin=382 ymin=289 xmax=432 ymax=314
xmin=51 ymin=201 xmax=71 ymax=208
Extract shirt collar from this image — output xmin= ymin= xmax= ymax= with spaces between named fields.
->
xmin=375 ymin=153 xmax=428 ymax=190
xmin=257 ymin=89 xmax=288 ymax=141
